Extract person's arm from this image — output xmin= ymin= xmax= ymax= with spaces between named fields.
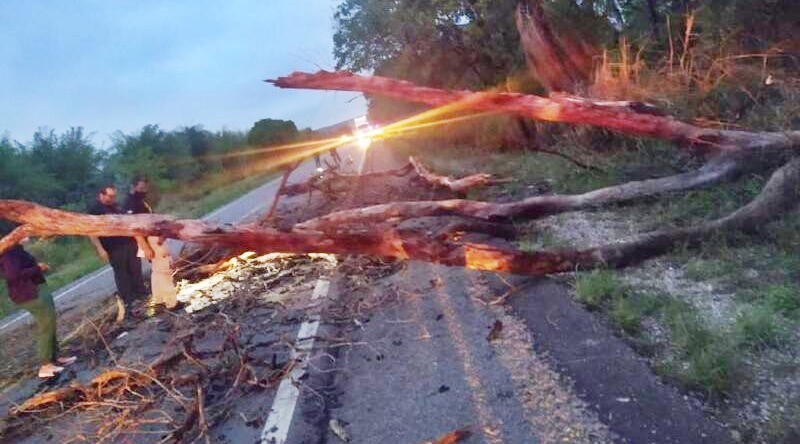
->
xmin=89 ymin=237 xmax=109 ymax=262
xmin=135 ymin=236 xmax=154 ymax=259
xmin=0 ymin=254 xmax=41 ymax=281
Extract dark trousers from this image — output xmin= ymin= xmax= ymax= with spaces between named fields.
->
xmin=108 ymin=242 xmax=147 ymax=305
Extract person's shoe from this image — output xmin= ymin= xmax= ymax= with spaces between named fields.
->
xmin=37 ymin=363 xmax=65 ymax=379
xmin=56 ymin=356 xmax=77 ymax=365
xmin=165 ymin=301 xmax=187 ymax=311
xmin=144 ymin=297 xmax=160 ymax=318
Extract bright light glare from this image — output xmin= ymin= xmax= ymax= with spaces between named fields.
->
xmin=357 ymin=135 xmax=372 ymax=149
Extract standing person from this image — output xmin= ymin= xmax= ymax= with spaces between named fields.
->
xmin=0 ymin=229 xmax=76 ymax=378
xmin=88 ymin=185 xmax=152 ymax=314
xmin=124 ymin=176 xmax=178 ymax=311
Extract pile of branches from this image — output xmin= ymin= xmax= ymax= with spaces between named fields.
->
xmin=2 ymin=254 xmax=330 ymax=443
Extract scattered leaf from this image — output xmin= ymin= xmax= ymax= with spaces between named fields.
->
xmin=417 ymin=427 xmax=472 ymax=444
xmin=487 ymin=320 xmax=503 ymax=342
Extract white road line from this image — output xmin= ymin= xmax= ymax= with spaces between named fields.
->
xmin=260 ymin=278 xmax=330 ymax=444
xmin=357 ymin=146 xmax=368 ymax=174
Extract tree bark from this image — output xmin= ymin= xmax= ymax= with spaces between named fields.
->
xmin=267 ymin=71 xmax=800 ymax=154
xmin=646 ymin=0 xmax=661 ymax=39
xmin=516 ymin=1 xmax=589 ymax=92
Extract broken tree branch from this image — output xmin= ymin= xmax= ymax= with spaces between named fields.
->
xmin=264 ymin=160 xmax=301 ymax=221
xmin=409 ymin=156 xmax=496 ymax=194
xmin=297 ymin=154 xmax=741 ymax=229
xmin=267 ymin=71 xmax=800 ymax=154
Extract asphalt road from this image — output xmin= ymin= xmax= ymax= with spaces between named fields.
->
xmin=0 ymin=145 xmax=365 ymax=334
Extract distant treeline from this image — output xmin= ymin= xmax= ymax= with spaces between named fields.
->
xmin=0 ymin=118 xmax=308 ymax=211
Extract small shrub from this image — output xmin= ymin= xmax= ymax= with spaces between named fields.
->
xmin=610 ymin=297 xmax=642 ymax=334
xmin=735 ymin=304 xmax=786 ymax=349
xmin=764 ymin=283 xmax=800 ymax=318
xmin=575 ymin=269 xmax=626 ymax=308
xmin=680 ymin=340 xmax=742 ymax=398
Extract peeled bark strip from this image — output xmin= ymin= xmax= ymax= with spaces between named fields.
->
xmin=268 ymin=71 xmax=800 ymax=153
xmin=409 ymin=156 xmax=496 ymax=193
xmin=297 ymin=155 xmax=741 ymax=230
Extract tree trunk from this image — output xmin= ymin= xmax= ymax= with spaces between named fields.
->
xmin=646 ymin=0 xmax=661 ymax=39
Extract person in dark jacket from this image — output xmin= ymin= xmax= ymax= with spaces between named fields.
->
xmin=0 ymin=232 xmax=76 ymax=378
xmin=88 ymin=185 xmax=152 ymax=312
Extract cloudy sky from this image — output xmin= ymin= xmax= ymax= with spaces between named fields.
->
xmin=0 ymin=1 xmax=366 ymax=147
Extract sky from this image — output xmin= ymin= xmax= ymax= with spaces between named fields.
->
xmin=0 ymin=1 xmax=366 ymax=148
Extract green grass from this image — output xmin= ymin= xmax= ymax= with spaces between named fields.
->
xmin=764 ymin=283 xmax=800 ymax=318
xmin=574 ymin=269 xmax=627 ymax=308
xmin=157 ymin=170 xmax=278 ymax=218
xmin=609 ymin=292 xmax=663 ymax=334
xmin=684 ymin=258 xmax=738 ymax=281
xmin=735 ymin=304 xmax=787 ymax=350
xmin=660 ymin=298 xmax=744 ymax=398
xmin=621 ymin=173 xmax=766 ymax=231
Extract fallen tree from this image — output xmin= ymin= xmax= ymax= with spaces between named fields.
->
xmin=3 ymin=68 xmax=800 ymax=276
xmin=1 ymin=152 xmax=798 ymax=275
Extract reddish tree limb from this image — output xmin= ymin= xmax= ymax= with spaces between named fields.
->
xmin=267 ymin=71 xmax=800 ymax=153
xmin=0 ymin=224 xmax=34 ymax=254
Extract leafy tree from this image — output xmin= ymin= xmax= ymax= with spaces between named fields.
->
xmin=247 ymin=119 xmax=298 ymax=146
xmin=333 ymin=0 xmax=524 ymax=89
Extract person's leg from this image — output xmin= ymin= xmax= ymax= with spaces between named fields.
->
xmin=109 ymin=247 xmax=135 ymax=306
xmin=128 ymin=242 xmax=148 ymax=298
xmin=18 ymin=290 xmax=57 ymax=365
